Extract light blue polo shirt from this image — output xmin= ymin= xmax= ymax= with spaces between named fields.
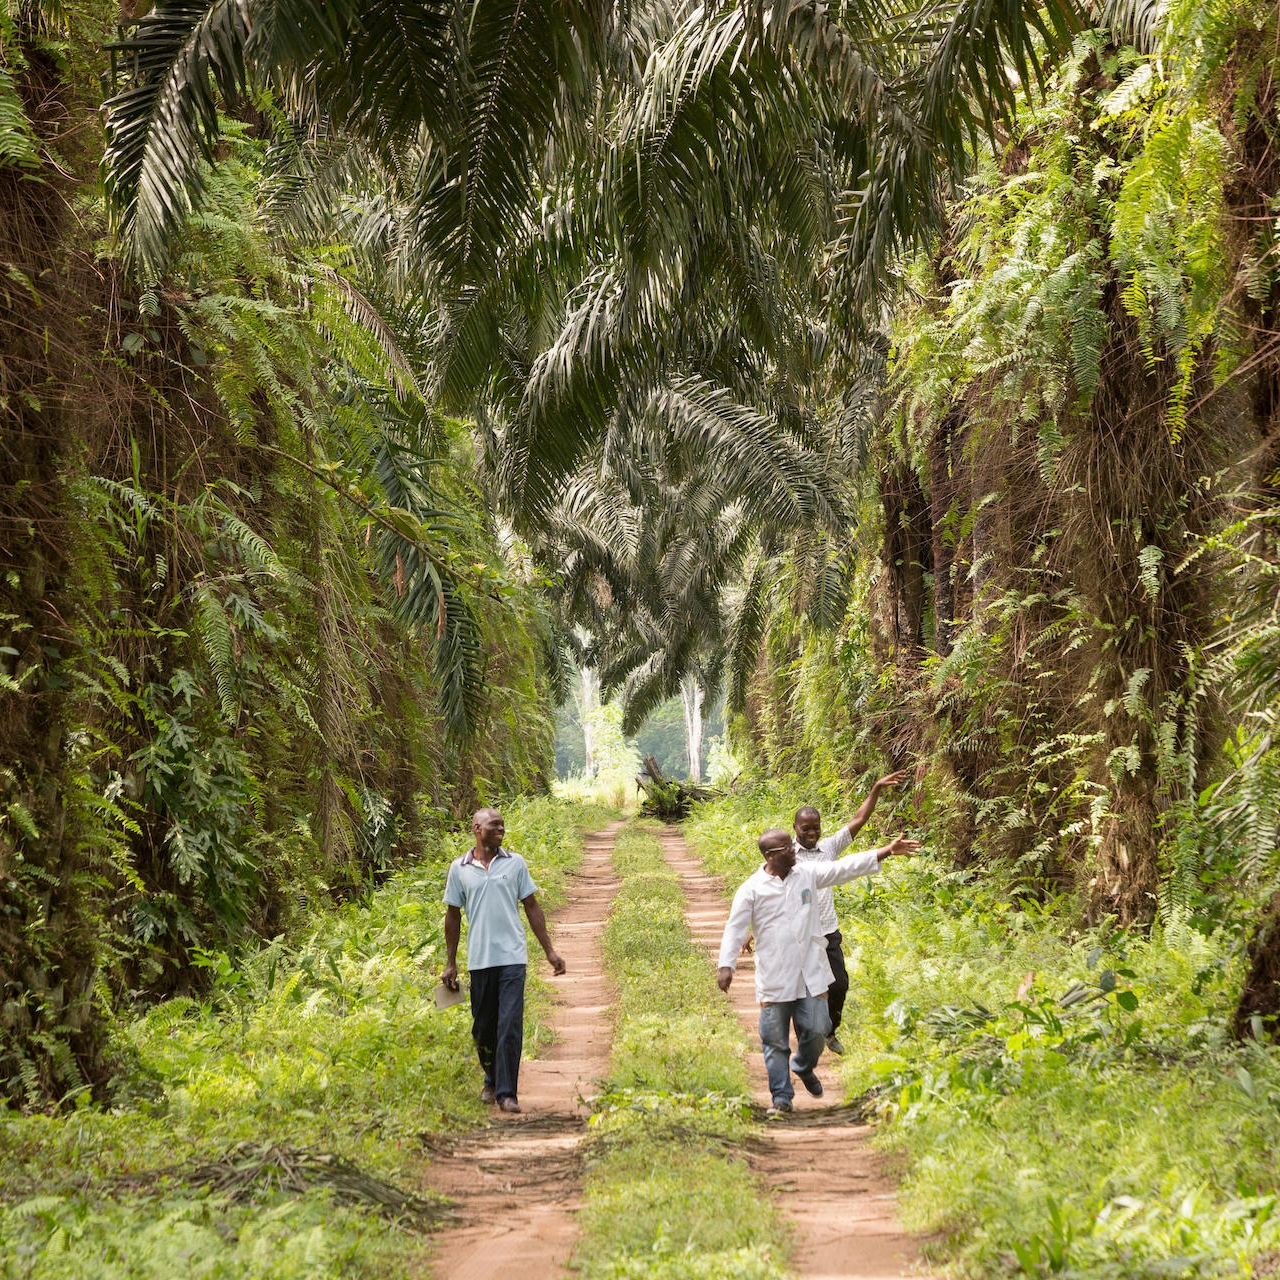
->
xmin=443 ymin=847 xmax=538 ymax=970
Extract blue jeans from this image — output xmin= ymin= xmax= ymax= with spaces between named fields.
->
xmin=469 ymin=963 xmax=526 ymax=1101
xmin=758 ymin=996 xmax=831 ymax=1105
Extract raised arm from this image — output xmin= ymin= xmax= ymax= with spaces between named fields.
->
xmin=844 ymin=769 xmax=910 ymax=837
xmin=522 ymin=894 xmax=566 ymax=975
xmin=812 ymin=832 xmax=921 ymax=888
xmin=716 ymin=885 xmax=754 ymax=991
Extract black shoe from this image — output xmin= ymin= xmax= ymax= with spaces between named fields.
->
xmin=826 ymin=1034 xmax=845 ymax=1055
xmin=796 ymin=1068 xmax=824 ymax=1097
xmin=766 ymin=1099 xmax=793 ymax=1118
xmin=480 ymin=1085 xmax=496 ymax=1104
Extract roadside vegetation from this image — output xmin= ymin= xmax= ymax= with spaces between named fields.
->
xmin=574 ymin=822 xmax=788 ymax=1280
xmin=6 ymin=3 xmax=1280 ymax=1278
xmin=0 ymin=799 xmax=612 ymax=1280
xmin=688 ymin=788 xmax=1280 ymax=1278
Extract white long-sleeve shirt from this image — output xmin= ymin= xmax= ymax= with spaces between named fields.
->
xmin=717 ymin=852 xmax=881 ymax=1004
xmin=794 ymin=827 xmax=853 ymax=934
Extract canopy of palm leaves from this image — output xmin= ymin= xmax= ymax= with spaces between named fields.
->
xmin=103 ymin=0 xmax=1084 ymax=717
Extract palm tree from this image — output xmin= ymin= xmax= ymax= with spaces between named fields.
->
xmin=541 ymin=465 xmax=754 ymax=736
xmin=103 ymin=0 xmax=618 ymax=274
xmin=104 ymin=0 xmax=1083 ymax=294
xmin=103 ymin=0 xmax=1086 ymax=733
xmin=530 ymin=415 xmax=850 ymax=740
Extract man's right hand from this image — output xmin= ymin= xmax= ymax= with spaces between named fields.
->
xmin=717 ymin=966 xmax=734 ymax=992
xmin=441 ymin=963 xmax=460 ymax=991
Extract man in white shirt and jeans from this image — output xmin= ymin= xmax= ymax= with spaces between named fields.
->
xmin=717 ymin=826 xmax=919 ymax=1115
xmin=793 ymin=769 xmax=909 ymax=1055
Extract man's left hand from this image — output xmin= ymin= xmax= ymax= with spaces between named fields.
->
xmin=546 ymin=950 xmax=567 ymax=975
xmin=874 ymin=768 xmax=910 ymax=791
xmin=879 ymin=831 xmax=921 ymax=860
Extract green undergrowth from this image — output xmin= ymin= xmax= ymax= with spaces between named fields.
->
xmin=687 ymin=788 xmax=1280 ymax=1279
xmin=0 ymin=797 xmax=616 ymax=1280
xmin=574 ymin=821 xmax=789 ymax=1280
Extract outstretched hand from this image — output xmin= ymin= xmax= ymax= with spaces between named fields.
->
xmin=879 ymin=831 xmax=921 ymax=860
xmin=874 ymin=768 xmax=910 ymax=791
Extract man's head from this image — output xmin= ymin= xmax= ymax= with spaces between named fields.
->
xmin=472 ymin=807 xmax=505 ymax=851
xmin=759 ymin=827 xmax=796 ymax=877
xmin=793 ymin=806 xmax=822 ymax=849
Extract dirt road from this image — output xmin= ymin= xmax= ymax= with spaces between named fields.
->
xmin=658 ymin=825 xmax=936 ymax=1280
xmin=419 ymin=818 xmax=932 ymax=1280
xmin=418 ymin=821 xmax=623 ymax=1279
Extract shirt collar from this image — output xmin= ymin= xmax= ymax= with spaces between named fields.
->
xmin=461 ymin=845 xmax=511 ymax=866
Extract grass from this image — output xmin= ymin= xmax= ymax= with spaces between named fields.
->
xmin=686 ymin=786 xmax=1280 ymax=1279
xmin=573 ymin=821 xmax=790 ymax=1280
xmin=0 ymin=797 xmax=617 ymax=1280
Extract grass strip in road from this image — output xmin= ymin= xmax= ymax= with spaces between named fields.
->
xmin=0 ymin=798 xmax=616 ymax=1280
xmin=574 ymin=822 xmax=789 ymax=1280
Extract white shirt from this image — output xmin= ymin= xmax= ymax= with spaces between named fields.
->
xmin=794 ymin=828 xmax=853 ymax=934
xmin=717 ymin=852 xmax=881 ymax=1003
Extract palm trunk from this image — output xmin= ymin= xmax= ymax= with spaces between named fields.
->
xmin=679 ymin=676 xmax=704 ymax=782
xmin=309 ymin=448 xmax=346 ymax=871
xmin=929 ymin=410 xmax=963 ymax=656
xmin=575 ymin=666 xmax=600 ymax=778
xmin=881 ymin=454 xmax=932 ymax=663
xmin=1234 ymin=891 xmax=1280 ymax=1041
xmin=0 ymin=34 xmax=107 ymax=1100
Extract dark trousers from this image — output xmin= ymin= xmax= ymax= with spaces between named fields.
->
xmin=469 ymin=963 xmax=526 ymax=1101
xmin=825 ymin=931 xmax=849 ymax=1035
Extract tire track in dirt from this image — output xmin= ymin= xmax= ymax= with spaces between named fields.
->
xmin=658 ymin=825 xmax=937 ymax=1280
xmin=417 ymin=821 xmax=624 ymax=1280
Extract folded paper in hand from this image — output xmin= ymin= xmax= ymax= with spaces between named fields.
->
xmin=433 ymin=981 xmax=467 ymax=1010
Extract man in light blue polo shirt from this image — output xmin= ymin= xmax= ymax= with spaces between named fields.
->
xmin=441 ymin=807 xmax=565 ymax=1113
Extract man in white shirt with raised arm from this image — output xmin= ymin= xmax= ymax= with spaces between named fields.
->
xmin=794 ymin=769 xmax=909 ymax=1055
xmin=717 ymin=826 xmax=919 ymax=1116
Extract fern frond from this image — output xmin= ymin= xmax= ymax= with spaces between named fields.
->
xmin=193 ymin=585 xmax=239 ymax=724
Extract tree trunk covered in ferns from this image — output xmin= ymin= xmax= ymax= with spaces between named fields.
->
xmin=1045 ymin=52 xmax=1223 ymax=927
xmin=1224 ymin=39 xmax=1280 ymax=1036
xmin=0 ymin=35 xmax=107 ymax=1099
xmin=924 ymin=220 xmax=965 ymax=660
xmin=879 ymin=451 xmax=932 ymax=665
xmin=928 ymin=410 xmax=964 ymax=657
xmin=310 ymin=487 xmax=348 ymax=876
xmin=1062 ymin=288 xmax=1220 ymax=927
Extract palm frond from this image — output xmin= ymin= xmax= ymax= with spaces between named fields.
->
xmin=805 ymin=551 xmax=853 ymax=631
xmin=726 ymin=553 xmax=775 ymax=715
xmin=1092 ymin=0 xmax=1167 ymax=52
xmin=104 ymin=0 xmax=256 ymax=273
xmin=648 ymin=375 xmax=847 ymax=528
xmin=313 ymin=266 xmax=426 ymax=401
xmin=918 ymin=0 xmax=1082 ymax=160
